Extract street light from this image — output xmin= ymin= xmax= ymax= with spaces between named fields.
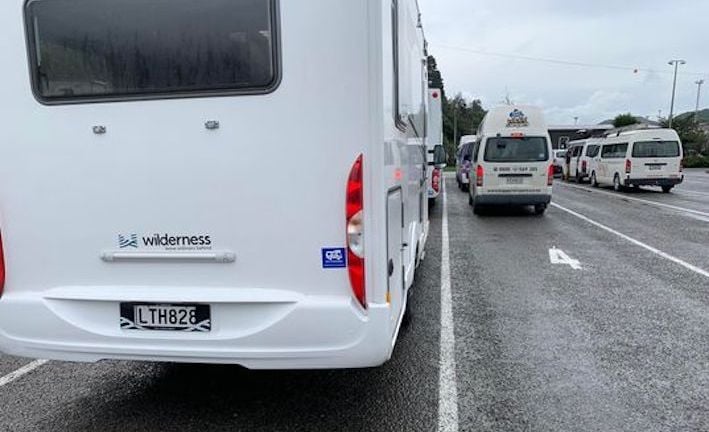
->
xmin=695 ymin=79 xmax=705 ymax=123
xmin=668 ymin=59 xmax=686 ymax=128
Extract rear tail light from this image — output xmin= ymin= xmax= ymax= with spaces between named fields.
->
xmin=547 ymin=164 xmax=554 ymax=186
xmin=0 ymin=231 xmax=5 ymax=298
xmin=581 ymin=160 xmax=588 ymax=174
xmin=346 ymin=155 xmax=365 ymax=309
xmin=625 ymin=159 xmax=632 ymax=174
xmin=432 ymin=168 xmax=441 ymax=193
xmin=476 ymin=165 xmax=484 ymax=187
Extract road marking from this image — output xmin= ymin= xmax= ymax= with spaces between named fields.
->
xmin=676 ymin=189 xmax=709 ymax=198
xmin=552 ymin=202 xmax=709 ymax=279
xmin=437 ymin=182 xmax=459 ymax=432
xmin=557 ymin=182 xmax=709 ymax=219
xmin=0 ymin=359 xmax=48 ymax=388
xmin=549 ymin=247 xmax=582 ymax=270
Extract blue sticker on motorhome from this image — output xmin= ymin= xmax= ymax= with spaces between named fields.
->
xmin=322 ymin=248 xmax=347 ymax=269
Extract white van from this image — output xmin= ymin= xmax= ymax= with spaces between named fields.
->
xmin=565 ymin=139 xmax=602 ymax=183
xmin=427 ymin=88 xmax=446 ymax=205
xmin=456 ymin=135 xmax=477 ymax=191
xmin=589 ymin=129 xmax=684 ymax=193
xmin=469 ymin=106 xmax=554 ymax=215
xmin=0 ymin=0 xmax=431 ymax=369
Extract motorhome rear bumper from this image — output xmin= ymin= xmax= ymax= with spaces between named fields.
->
xmin=0 ymin=291 xmax=394 ymax=369
xmin=475 ymin=194 xmax=552 ymax=206
xmin=625 ymin=177 xmax=684 ymax=187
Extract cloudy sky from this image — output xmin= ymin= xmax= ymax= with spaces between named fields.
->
xmin=418 ymin=0 xmax=709 ymax=125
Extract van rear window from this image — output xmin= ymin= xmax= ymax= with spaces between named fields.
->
xmin=484 ymin=137 xmax=549 ymax=163
xmin=25 ymin=0 xmax=279 ymax=103
xmin=632 ymin=141 xmax=681 ymax=158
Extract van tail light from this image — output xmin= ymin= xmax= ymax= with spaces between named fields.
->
xmin=547 ymin=164 xmax=554 ymax=186
xmin=432 ymin=168 xmax=441 ymax=193
xmin=625 ymin=159 xmax=632 ymax=174
xmin=0 ymin=231 xmax=5 ymax=298
xmin=476 ymin=165 xmax=484 ymax=187
xmin=346 ymin=155 xmax=365 ymax=309
xmin=581 ymin=160 xmax=588 ymax=174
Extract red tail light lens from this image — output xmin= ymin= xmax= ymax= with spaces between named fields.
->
xmin=0 ymin=232 xmax=5 ymax=298
xmin=547 ymin=164 xmax=554 ymax=186
xmin=476 ymin=165 xmax=484 ymax=187
xmin=625 ymin=159 xmax=632 ymax=174
xmin=346 ymin=155 xmax=365 ymax=309
xmin=432 ymin=169 xmax=441 ymax=193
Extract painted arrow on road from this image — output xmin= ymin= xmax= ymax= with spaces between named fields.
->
xmin=549 ymin=247 xmax=582 ymax=270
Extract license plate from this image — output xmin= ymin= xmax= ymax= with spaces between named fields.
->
xmin=506 ymin=178 xmax=524 ymax=185
xmin=649 ymin=165 xmax=662 ymax=171
xmin=120 ymin=303 xmax=211 ymax=332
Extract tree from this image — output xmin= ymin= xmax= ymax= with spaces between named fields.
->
xmin=612 ymin=113 xmax=639 ymax=128
xmin=427 ymin=55 xmax=444 ymax=97
xmin=661 ymin=116 xmax=709 ymax=155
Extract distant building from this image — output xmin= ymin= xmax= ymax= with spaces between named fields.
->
xmin=548 ymin=125 xmax=614 ymax=149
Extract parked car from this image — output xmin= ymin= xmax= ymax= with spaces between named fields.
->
xmin=456 ymin=136 xmax=476 ymax=191
xmin=553 ymin=149 xmax=567 ymax=177
xmin=589 ymin=129 xmax=684 ymax=193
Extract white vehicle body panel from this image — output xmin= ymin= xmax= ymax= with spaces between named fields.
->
xmin=0 ymin=0 xmax=429 ymax=369
xmin=471 ymin=106 xmax=553 ymax=207
xmin=426 ymin=88 xmax=443 ymax=201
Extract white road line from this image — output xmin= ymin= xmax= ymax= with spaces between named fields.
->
xmin=676 ymin=189 xmax=709 ymax=198
xmin=0 ymin=359 xmax=48 ymax=388
xmin=437 ymin=182 xmax=459 ymax=432
xmin=551 ymin=202 xmax=709 ymax=279
xmin=557 ymin=182 xmax=709 ymax=219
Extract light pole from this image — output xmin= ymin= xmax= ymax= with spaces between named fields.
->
xmin=695 ymin=79 xmax=705 ymax=123
xmin=668 ymin=59 xmax=686 ymax=128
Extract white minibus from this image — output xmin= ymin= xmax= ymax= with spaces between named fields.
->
xmin=0 ymin=0 xmax=431 ymax=369
xmin=589 ymin=129 xmax=684 ymax=193
xmin=469 ymin=106 xmax=554 ymax=215
xmin=427 ymin=88 xmax=446 ymax=205
xmin=565 ymin=139 xmax=601 ymax=183
xmin=456 ymin=135 xmax=477 ymax=191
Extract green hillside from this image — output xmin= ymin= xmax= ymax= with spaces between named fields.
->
xmin=676 ymin=108 xmax=709 ymax=123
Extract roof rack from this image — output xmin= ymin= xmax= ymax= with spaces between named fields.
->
xmin=601 ymin=123 xmax=663 ymax=138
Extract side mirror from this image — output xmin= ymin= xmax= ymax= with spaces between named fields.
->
xmin=433 ymin=145 xmax=447 ymax=168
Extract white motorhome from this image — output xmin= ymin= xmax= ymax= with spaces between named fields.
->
xmin=426 ymin=88 xmax=446 ymax=205
xmin=589 ymin=129 xmax=684 ymax=193
xmin=469 ymin=106 xmax=554 ymax=215
xmin=0 ymin=0 xmax=431 ymax=369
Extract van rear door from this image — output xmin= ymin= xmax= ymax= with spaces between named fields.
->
xmin=630 ymin=140 xmax=682 ymax=179
xmin=482 ymin=137 xmax=550 ymax=192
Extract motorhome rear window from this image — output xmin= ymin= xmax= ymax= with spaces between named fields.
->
xmin=25 ymin=0 xmax=279 ymax=103
xmin=484 ymin=137 xmax=549 ymax=163
xmin=632 ymin=141 xmax=681 ymax=158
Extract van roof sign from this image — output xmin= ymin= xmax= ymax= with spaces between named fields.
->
xmin=507 ymin=109 xmax=529 ymax=128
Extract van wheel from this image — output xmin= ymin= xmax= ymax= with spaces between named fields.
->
xmin=662 ymin=186 xmax=673 ymax=193
xmin=613 ymin=174 xmax=623 ymax=192
xmin=462 ymin=183 xmax=469 ymax=193
xmin=428 ymin=198 xmax=436 ymax=208
xmin=534 ymin=204 xmax=547 ymax=215
xmin=576 ymin=170 xmax=583 ymax=183
xmin=591 ymin=172 xmax=599 ymax=188
xmin=472 ymin=204 xmax=483 ymax=215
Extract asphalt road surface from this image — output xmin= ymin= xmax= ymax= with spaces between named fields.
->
xmin=1 ymin=170 xmax=707 ymax=431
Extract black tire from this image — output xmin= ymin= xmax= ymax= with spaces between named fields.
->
xmin=613 ymin=174 xmax=623 ymax=192
xmin=472 ymin=205 xmax=482 ymax=215
xmin=576 ymin=170 xmax=583 ymax=183
xmin=591 ymin=172 xmax=599 ymax=188
xmin=462 ymin=183 xmax=470 ymax=193
xmin=662 ymin=186 xmax=673 ymax=193
xmin=534 ymin=204 xmax=547 ymax=215
xmin=428 ymin=198 xmax=436 ymax=208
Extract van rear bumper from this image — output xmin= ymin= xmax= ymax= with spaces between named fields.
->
xmin=625 ymin=177 xmax=684 ymax=187
xmin=0 ymin=291 xmax=394 ymax=369
xmin=475 ymin=193 xmax=552 ymax=206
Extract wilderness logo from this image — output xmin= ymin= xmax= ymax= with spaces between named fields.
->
xmin=118 ymin=233 xmax=213 ymax=251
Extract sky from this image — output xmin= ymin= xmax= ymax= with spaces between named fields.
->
xmin=418 ymin=0 xmax=709 ymax=125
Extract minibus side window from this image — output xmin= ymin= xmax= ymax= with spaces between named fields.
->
xmin=631 ymin=141 xmax=681 ymax=158
xmin=25 ymin=0 xmax=280 ymax=103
